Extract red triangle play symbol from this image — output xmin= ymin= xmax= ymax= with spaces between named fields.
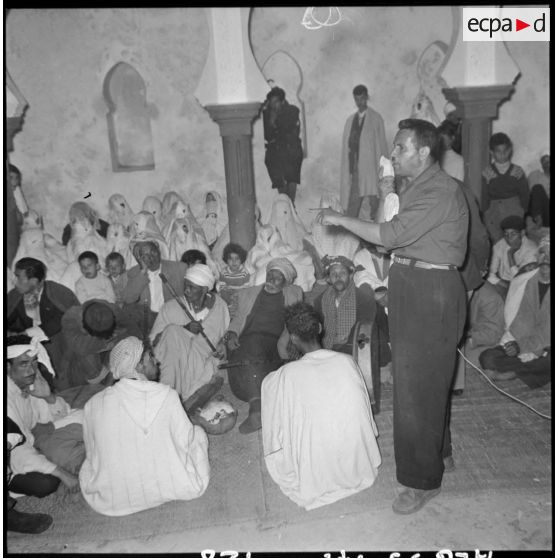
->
xmin=516 ymin=18 xmax=530 ymax=31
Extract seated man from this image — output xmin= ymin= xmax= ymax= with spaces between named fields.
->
xmin=150 ymin=263 xmax=229 ymax=405
xmin=122 ymin=240 xmax=188 ymax=331
xmin=487 ymin=216 xmax=538 ymax=299
xmin=7 ymin=417 xmax=54 ymax=534
xmin=479 ymin=235 xmax=550 ymax=388
xmin=465 ymin=281 xmax=505 ymax=351
xmin=261 ymin=302 xmax=382 ymax=510
xmin=223 ymin=257 xmax=303 ymax=434
xmin=313 ymin=255 xmax=388 ymax=412
xmin=7 ymin=335 xmax=84 ymax=499
xmin=79 ymin=337 xmax=210 ymax=516
xmin=61 ymin=299 xmax=142 ymax=389
xmin=8 ymin=258 xmax=79 ymax=379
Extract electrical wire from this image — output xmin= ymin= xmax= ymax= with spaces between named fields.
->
xmin=458 ymin=349 xmax=551 ymax=421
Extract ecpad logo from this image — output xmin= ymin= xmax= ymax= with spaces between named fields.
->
xmin=463 ymin=7 xmax=550 ymax=42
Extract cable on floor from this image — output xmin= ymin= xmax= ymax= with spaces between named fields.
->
xmin=457 ymin=349 xmax=551 ymax=421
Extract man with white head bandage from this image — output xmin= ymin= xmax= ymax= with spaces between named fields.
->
xmin=7 ymin=335 xmax=84 ymax=499
xmin=150 ymin=263 xmax=230 ymax=404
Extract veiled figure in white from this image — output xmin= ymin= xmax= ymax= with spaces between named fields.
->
xmin=160 ymin=191 xmax=204 ymax=241
xmin=14 ymin=210 xmax=69 ymax=282
xmin=65 ymin=203 xmax=109 ymax=263
xmin=310 ymin=192 xmax=361 ymax=260
xmin=246 ymin=194 xmax=315 ymax=292
xmin=105 ymin=223 xmax=135 ymax=269
xmin=129 ymin=211 xmax=169 ymax=260
xmin=166 ymin=217 xmax=220 ymax=279
xmin=142 ymin=195 xmax=164 ymax=232
xmin=196 ymin=190 xmax=228 ymax=249
xmin=211 ymin=205 xmax=264 ymax=269
xmin=107 ymin=193 xmax=135 ymax=231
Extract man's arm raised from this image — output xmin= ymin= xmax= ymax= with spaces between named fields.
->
xmin=317 ymin=208 xmax=384 ymax=246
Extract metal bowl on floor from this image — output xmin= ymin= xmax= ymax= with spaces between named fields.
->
xmin=190 ymin=396 xmax=238 ymax=435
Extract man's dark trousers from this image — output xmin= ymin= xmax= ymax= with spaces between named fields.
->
xmin=389 ymin=263 xmax=466 ymax=490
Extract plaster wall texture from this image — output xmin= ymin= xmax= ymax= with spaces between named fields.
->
xmin=6 ymin=7 xmax=550 ymax=241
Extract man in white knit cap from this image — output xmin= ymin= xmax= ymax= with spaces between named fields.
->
xmin=79 ymin=336 xmax=210 ymax=516
xmin=150 ymin=263 xmax=229 ymax=404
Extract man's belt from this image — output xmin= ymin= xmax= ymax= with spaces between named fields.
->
xmin=393 ymin=255 xmax=457 ymax=271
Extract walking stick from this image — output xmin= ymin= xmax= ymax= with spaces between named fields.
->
xmin=159 ymin=273 xmax=217 ymax=353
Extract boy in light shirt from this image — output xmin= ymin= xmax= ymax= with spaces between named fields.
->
xmin=75 ymin=251 xmax=115 ymax=304
xmin=105 ymin=252 xmax=128 ymax=305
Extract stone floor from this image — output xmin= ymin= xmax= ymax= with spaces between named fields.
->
xmin=7 ymin=361 xmax=552 ymax=554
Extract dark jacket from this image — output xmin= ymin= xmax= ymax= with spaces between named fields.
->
xmin=7 ymin=281 xmax=79 ymax=337
xmin=122 ymin=260 xmax=188 ymax=306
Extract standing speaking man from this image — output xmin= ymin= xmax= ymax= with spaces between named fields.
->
xmin=318 ymin=118 xmax=468 ymax=514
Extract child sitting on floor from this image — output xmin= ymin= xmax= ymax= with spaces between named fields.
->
xmin=218 ymin=243 xmax=250 ymax=317
xmin=219 ymin=243 xmax=250 ymax=289
xmin=105 ymin=252 xmax=128 ymax=305
xmin=76 ymin=251 xmax=115 ymax=304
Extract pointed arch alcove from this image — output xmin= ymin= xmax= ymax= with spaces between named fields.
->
xmin=103 ymin=62 xmax=155 ymax=172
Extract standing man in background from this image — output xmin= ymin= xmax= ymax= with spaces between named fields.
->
xmin=319 ymin=118 xmax=469 ymax=515
xmin=263 ymin=87 xmax=304 ymax=205
xmin=340 ymin=84 xmax=389 ymax=219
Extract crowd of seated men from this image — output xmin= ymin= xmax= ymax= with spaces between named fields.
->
xmin=6 ymin=139 xmax=550 ymax=528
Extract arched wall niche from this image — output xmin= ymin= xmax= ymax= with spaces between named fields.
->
xmin=103 ymin=61 xmax=155 ymax=172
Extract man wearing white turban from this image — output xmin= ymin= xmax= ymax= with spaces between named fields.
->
xmin=479 ymin=234 xmax=551 ymax=387
xmin=222 ymin=257 xmax=303 ymax=434
xmin=7 ymin=334 xmax=84 ymax=499
xmin=79 ymin=337 xmax=210 ymax=516
xmin=149 ymin=264 xmax=230 ymax=403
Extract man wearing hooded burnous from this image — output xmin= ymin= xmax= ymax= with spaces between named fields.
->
xmin=79 ymin=336 xmax=210 ymax=517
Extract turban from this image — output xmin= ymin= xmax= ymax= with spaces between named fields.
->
xmin=500 ymin=215 xmax=525 ymax=232
xmin=322 ymin=255 xmax=355 ymax=274
xmin=266 ymin=257 xmax=297 ymax=284
xmin=185 ymin=263 xmax=215 ymax=289
xmin=7 ymin=332 xmax=56 ymax=377
xmin=109 ymin=336 xmax=144 ymax=380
